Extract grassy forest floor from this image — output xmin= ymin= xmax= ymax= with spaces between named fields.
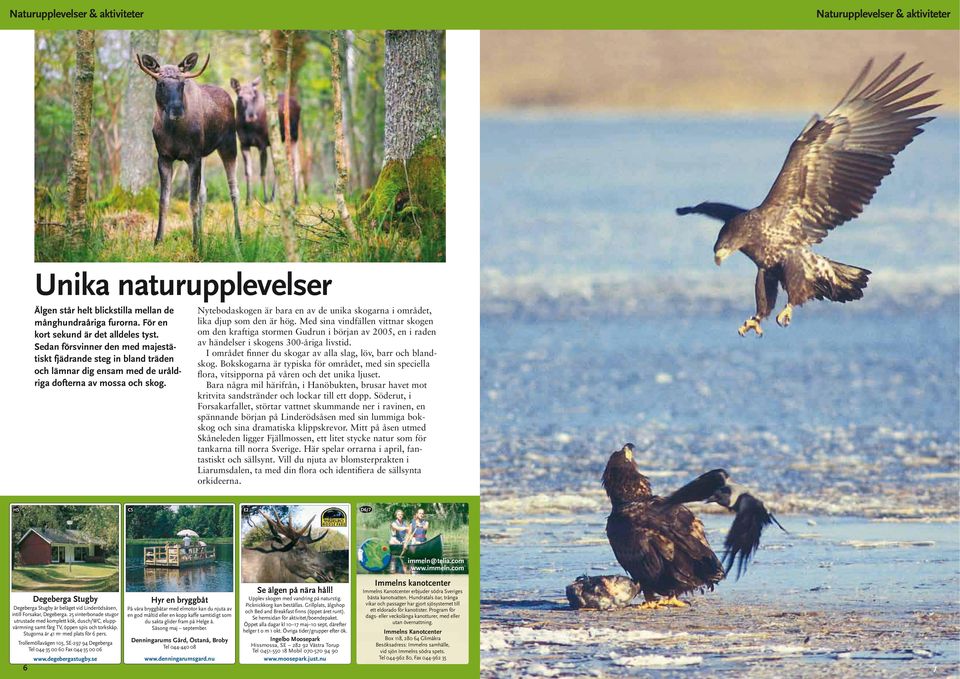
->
xmin=35 ymin=195 xmax=445 ymax=263
xmin=12 ymin=561 xmax=120 ymax=592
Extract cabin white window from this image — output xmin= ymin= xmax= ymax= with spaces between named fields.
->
xmin=51 ymin=546 xmax=65 ymax=563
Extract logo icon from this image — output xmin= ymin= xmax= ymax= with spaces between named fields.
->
xmin=321 ymin=507 xmax=348 ymax=527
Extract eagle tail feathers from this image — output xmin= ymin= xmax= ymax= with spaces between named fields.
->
xmin=825 ymin=259 xmax=871 ymax=302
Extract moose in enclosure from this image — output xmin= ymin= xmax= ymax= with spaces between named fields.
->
xmin=230 ymin=77 xmax=303 ymax=206
xmin=135 ymin=52 xmax=242 ymax=247
xmin=241 ymin=510 xmax=348 ymax=584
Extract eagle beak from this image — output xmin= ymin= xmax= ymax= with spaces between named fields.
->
xmin=714 ymin=248 xmax=732 ymax=266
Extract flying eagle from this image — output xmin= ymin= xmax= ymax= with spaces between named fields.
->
xmin=603 ymin=444 xmax=782 ymax=607
xmin=665 ymin=467 xmax=785 ymax=579
xmin=677 ymin=54 xmax=938 ymax=336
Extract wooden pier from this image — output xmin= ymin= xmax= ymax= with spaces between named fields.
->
xmin=143 ymin=545 xmax=215 ymax=568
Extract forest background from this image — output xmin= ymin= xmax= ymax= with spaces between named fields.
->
xmin=36 ymin=30 xmax=446 ymax=262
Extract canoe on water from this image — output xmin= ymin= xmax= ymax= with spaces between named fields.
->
xmin=391 ymin=534 xmax=443 ymax=560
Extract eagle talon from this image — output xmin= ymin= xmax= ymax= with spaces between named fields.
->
xmin=776 ymin=304 xmax=793 ymax=328
xmin=660 ymin=596 xmax=689 ymax=608
xmin=639 ymin=596 xmax=688 ymax=610
xmin=738 ymin=318 xmax=763 ymax=337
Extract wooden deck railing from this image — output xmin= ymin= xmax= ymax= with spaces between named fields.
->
xmin=143 ymin=544 xmax=215 ymax=567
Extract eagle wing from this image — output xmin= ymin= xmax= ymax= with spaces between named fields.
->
xmin=607 ymin=499 xmax=723 ymax=593
xmin=665 ymin=468 xmax=729 ymax=504
xmin=722 ymin=493 xmax=785 ymax=580
xmin=758 ymin=54 xmax=938 ymax=245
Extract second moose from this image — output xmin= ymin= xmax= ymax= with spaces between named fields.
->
xmin=230 ymin=77 xmax=302 ymax=205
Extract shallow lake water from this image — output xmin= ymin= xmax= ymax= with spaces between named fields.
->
xmin=480 ymin=115 xmax=960 ymax=676
xmin=481 ymin=514 xmax=958 ymax=677
xmin=125 ymin=543 xmax=234 ymax=593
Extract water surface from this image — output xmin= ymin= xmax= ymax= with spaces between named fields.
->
xmin=125 ymin=543 xmax=234 ymax=593
xmin=480 ymin=115 xmax=960 ymax=677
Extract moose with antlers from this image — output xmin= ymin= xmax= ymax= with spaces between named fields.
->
xmin=241 ymin=509 xmax=349 ymax=584
xmin=135 ymin=52 xmax=242 ymax=248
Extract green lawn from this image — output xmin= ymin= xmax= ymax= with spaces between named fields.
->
xmin=12 ymin=562 xmax=119 ymax=592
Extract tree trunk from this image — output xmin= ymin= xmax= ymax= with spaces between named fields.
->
xmin=359 ymin=30 xmax=444 ymax=231
xmin=282 ymin=30 xmax=295 ymax=202
xmin=259 ymin=30 xmax=299 ymax=261
xmin=270 ymin=30 xmax=307 ymax=91
xmin=363 ymin=34 xmax=382 ymax=191
xmin=66 ymin=30 xmax=95 ymax=228
xmin=119 ymin=30 xmax=159 ymax=195
xmin=344 ymin=31 xmax=361 ymax=193
xmin=272 ymin=29 xmax=307 ymax=200
xmin=382 ymin=31 xmax=443 ymax=163
xmin=330 ymin=31 xmax=356 ymax=238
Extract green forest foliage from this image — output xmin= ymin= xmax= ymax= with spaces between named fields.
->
xmin=12 ymin=504 xmax=119 ymax=554
xmin=125 ymin=504 xmax=233 ymax=539
xmin=35 ymin=29 xmax=384 ymax=202
xmin=33 ymin=30 xmax=449 ymax=262
xmin=357 ymin=502 xmax=469 ymax=532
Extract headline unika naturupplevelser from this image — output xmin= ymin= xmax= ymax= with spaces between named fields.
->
xmin=36 ymin=271 xmax=333 ymax=304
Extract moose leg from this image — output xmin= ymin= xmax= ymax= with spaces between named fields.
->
xmin=241 ymin=147 xmax=253 ymax=206
xmin=187 ymin=158 xmax=203 ymax=249
xmin=199 ymin=161 xmax=207 ymax=213
xmin=259 ymin=146 xmax=269 ymax=203
xmin=155 ymin=156 xmax=173 ymax=245
xmin=292 ymin=140 xmax=301 ymax=205
xmin=219 ymin=145 xmax=242 ymax=242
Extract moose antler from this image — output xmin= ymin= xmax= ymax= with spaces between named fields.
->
xmin=135 ymin=53 xmax=160 ymax=81
xmin=290 ymin=515 xmax=327 ymax=545
xmin=301 ymin=528 xmax=329 ymax=545
xmin=135 ymin=53 xmax=208 ymax=81
xmin=182 ymin=53 xmax=210 ymax=80
xmin=250 ymin=510 xmax=325 ymax=553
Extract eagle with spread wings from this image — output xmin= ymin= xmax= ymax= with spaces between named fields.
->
xmin=603 ymin=444 xmax=783 ymax=608
xmin=677 ymin=54 xmax=938 ymax=336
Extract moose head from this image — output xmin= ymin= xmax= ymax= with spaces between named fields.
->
xmin=136 ymin=52 xmax=210 ymax=122
xmin=230 ymin=76 xmax=265 ymax=126
xmin=244 ymin=510 xmax=348 ymax=583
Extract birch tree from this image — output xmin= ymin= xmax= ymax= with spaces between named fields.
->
xmin=362 ymin=35 xmax=382 ymax=190
xmin=66 ymin=30 xmax=95 ymax=227
xmin=119 ymin=30 xmax=158 ymax=194
xmin=343 ymin=30 xmax=360 ymax=192
xmin=360 ymin=30 xmax=444 ymax=230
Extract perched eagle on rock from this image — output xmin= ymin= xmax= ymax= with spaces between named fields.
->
xmin=602 ymin=444 xmax=783 ymax=608
xmin=677 ymin=54 xmax=938 ymax=336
